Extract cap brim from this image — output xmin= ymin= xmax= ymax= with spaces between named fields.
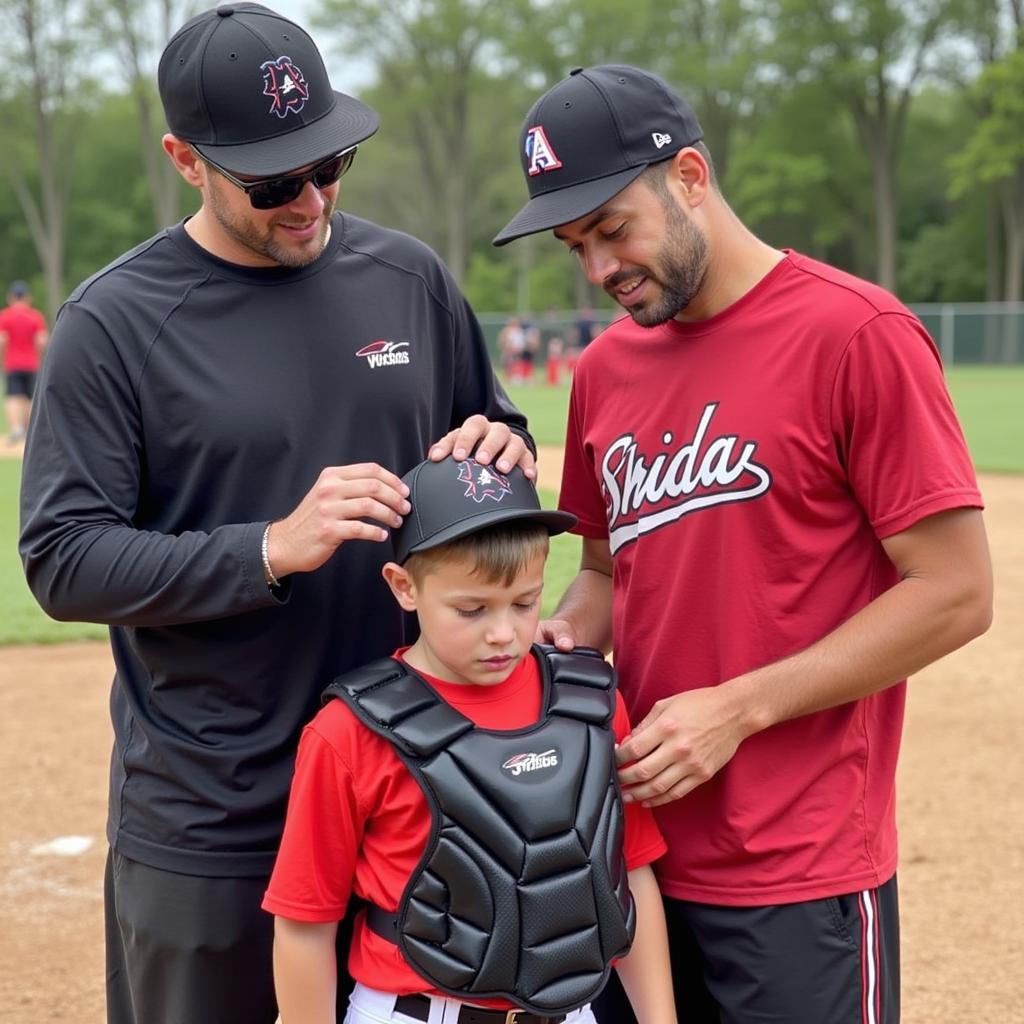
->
xmin=400 ymin=508 xmax=577 ymax=563
xmin=192 ymin=92 xmax=380 ymax=176
xmin=492 ymin=165 xmax=647 ymax=246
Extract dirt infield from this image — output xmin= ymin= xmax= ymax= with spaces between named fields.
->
xmin=1 ymin=459 xmax=1021 ymax=1022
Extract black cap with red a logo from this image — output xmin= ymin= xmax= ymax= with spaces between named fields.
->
xmin=158 ymin=3 xmax=378 ymax=176
xmin=493 ymin=65 xmax=703 ymax=246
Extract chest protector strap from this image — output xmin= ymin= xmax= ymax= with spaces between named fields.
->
xmin=322 ymin=644 xmax=635 ymax=1015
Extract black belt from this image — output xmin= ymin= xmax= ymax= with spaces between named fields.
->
xmin=393 ymin=992 xmax=567 ymax=1024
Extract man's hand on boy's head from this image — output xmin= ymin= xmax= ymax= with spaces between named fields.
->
xmin=536 ymin=617 xmax=577 ymax=651
xmin=428 ymin=414 xmax=536 ymax=479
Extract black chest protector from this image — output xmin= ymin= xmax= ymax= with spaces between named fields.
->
xmin=323 ymin=644 xmax=636 ymax=1016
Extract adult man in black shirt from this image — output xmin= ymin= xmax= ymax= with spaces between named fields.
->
xmin=18 ymin=5 xmax=534 ymax=1022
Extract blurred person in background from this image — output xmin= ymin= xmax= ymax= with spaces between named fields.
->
xmin=572 ymin=304 xmax=597 ymax=351
xmin=497 ymin=313 xmax=527 ymax=381
xmin=0 ymin=280 xmax=47 ymax=444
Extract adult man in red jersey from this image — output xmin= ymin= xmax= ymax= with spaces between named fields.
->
xmin=495 ymin=64 xmax=993 ymax=1024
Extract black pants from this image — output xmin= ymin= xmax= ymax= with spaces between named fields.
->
xmin=594 ymin=877 xmax=900 ymax=1024
xmin=104 ymin=849 xmax=357 ymax=1024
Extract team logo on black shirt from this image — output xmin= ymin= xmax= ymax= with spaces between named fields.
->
xmin=355 ymin=340 xmax=410 ymax=368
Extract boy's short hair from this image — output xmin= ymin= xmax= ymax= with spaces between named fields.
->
xmin=405 ymin=519 xmax=550 ymax=587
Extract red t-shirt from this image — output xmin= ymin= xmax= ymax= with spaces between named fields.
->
xmin=0 ymin=303 xmax=46 ymax=372
xmin=560 ymin=251 xmax=983 ymax=906
xmin=263 ymin=650 xmax=665 ymax=1005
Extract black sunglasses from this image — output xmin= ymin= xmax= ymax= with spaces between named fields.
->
xmin=196 ymin=146 xmax=358 ymax=209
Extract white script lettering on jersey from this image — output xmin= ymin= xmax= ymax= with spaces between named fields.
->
xmin=602 ymin=402 xmax=772 ymax=554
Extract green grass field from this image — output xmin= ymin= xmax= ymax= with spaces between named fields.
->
xmin=507 ymin=367 xmax=1024 ymax=473
xmin=503 ymin=380 xmax=573 ymax=446
xmin=943 ymin=366 xmax=1024 ymax=475
xmin=1 ymin=364 xmax=1018 ymax=645
xmin=0 ymin=459 xmax=107 ymax=644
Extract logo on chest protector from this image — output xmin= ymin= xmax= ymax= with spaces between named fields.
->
xmin=502 ymin=748 xmax=559 ymax=776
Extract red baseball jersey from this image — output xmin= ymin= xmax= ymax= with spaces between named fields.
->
xmin=559 ymin=251 xmax=982 ymax=906
xmin=0 ymin=303 xmax=46 ymax=372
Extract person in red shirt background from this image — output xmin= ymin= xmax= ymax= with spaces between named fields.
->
xmin=0 ymin=280 xmax=47 ymax=444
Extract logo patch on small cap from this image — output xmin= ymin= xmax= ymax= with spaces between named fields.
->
xmin=262 ymin=56 xmax=309 ymax=118
xmin=457 ymin=459 xmax=513 ymax=504
xmin=525 ymin=125 xmax=563 ymax=176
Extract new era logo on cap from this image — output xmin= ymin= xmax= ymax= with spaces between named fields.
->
xmin=652 ymin=132 xmax=673 ymax=149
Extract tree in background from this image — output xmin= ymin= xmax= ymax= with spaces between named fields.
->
xmin=315 ymin=0 xmax=533 ymax=285
xmin=1 ymin=0 xmax=1022 ymax=326
xmin=950 ymin=43 xmax=1024 ymax=359
xmin=658 ymin=0 xmax=773 ymax=188
xmin=770 ymin=0 xmax=975 ymax=291
xmin=897 ymin=86 xmax=990 ymax=303
xmin=944 ymin=0 xmax=1006 ymax=305
xmin=0 ymin=0 xmax=94 ymax=320
xmin=86 ymin=0 xmax=197 ymax=231
xmin=727 ymin=80 xmax=874 ymax=272
xmin=496 ymin=0 xmax=664 ymax=311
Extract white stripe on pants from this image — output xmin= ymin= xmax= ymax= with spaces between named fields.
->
xmin=343 ymin=982 xmax=597 ymax=1024
xmin=858 ymin=888 xmax=880 ymax=1024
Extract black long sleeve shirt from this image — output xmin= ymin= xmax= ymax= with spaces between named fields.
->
xmin=20 ymin=213 xmax=531 ymax=876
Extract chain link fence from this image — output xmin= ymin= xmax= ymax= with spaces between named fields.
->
xmin=912 ymin=303 xmax=1024 ymax=366
xmin=480 ymin=305 xmax=1024 ymax=367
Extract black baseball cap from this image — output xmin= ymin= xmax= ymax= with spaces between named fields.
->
xmin=392 ymin=455 xmax=576 ymax=564
xmin=158 ymin=3 xmax=379 ymax=176
xmin=8 ymin=281 xmax=29 ymax=298
xmin=493 ymin=64 xmax=703 ymax=246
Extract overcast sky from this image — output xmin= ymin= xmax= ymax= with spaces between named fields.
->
xmin=275 ymin=0 xmax=377 ymax=93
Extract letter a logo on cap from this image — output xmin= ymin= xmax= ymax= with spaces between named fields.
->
xmin=525 ymin=125 xmax=563 ymax=176
xmin=262 ymin=56 xmax=309 ymax=118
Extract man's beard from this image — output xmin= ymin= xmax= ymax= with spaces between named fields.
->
xmin=611 ymin=197 xmax=709 ymax=327
xmin=205 ymin=177 xmax=335 ymax=268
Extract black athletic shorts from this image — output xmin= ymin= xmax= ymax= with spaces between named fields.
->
xmin=104 ymin=850 xmax=357 ymax=1024
xmin=5 ymin=370 xmax=36 ymax=398
xmin=594 ymin=877 xmax=900 ymax=1024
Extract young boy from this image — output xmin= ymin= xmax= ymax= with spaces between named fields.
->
xmin=263 ymin=455 xmax=676 ymax=1024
